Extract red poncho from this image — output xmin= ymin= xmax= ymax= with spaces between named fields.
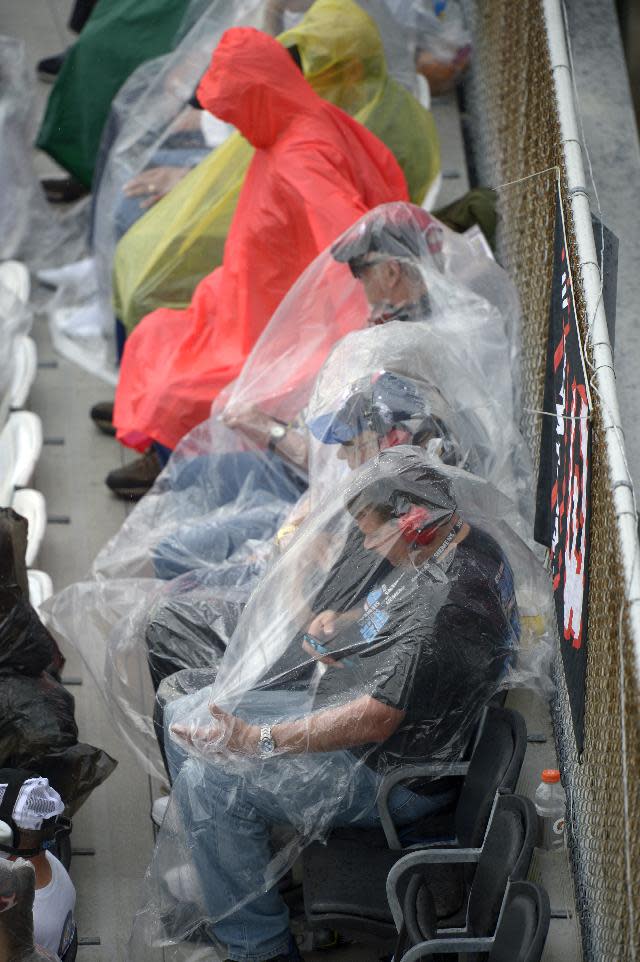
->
xmin=114 ymin=26 xmax=408 ymax=451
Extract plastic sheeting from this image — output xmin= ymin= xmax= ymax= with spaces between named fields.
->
xmin=112 ymin=26 xmax=411 ymax=452
xmin=110 ymin=0 xmax=440 ymax=337
xmin=45 ymin=203 xmax=530 ymax=781
xmin=0 ymin=587 xmax=117 ymax=814
xmin=0 ymin=38 xmax=52 ymax=263
xmin=127 ymin=447 xmax=553 ymax=954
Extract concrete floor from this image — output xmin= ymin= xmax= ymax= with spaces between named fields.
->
xmin=4 ymin=2 xmax=582 ymax=960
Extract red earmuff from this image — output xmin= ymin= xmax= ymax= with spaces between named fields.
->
xmin=397 ymin=505 xmax=440 ymax=546
xmin=380 ymin=427 xmax=412 ymax=450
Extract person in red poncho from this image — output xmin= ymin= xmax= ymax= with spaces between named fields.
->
xmin=108 ymin=25 xmax=408 ymax=497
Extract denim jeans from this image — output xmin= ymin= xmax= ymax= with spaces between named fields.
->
xmin=164 ymin=689 xmax=455 ymax=962
xmin=113 ymin=146 xmax=210 ymax=239
xmin=152 ymin=450 xmax=306 ymax=580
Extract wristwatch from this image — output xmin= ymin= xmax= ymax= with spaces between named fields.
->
xmin=258 ymin=724 xmax=276 ymax=757
xmin=268 ymin=423 xmax=287 ymax=452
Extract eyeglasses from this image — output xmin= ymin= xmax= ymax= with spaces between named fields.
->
xmin=348 ymin=256 xmax=384 ymax=279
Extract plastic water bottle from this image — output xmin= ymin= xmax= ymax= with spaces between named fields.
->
xmin=534 ymin=769 xmax=566 ymax=850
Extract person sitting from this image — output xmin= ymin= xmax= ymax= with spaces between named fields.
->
xmin=146 ymin=448 xmax=522 ymax=962
xmin=147 ymin=369 xmax=465 ymax=741
xmin=107 ymin=25 xmax=409 ymax=493
xmin=0 ymin=770 xmax=76 ymax=960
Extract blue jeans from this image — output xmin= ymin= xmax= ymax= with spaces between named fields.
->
xmin=164 ymin=690 xmax=455 ymax=961
xmin=113 ymin=146 xmax=209 ymax=239
xmin=152 ymin=450 xmax=306 ymax=579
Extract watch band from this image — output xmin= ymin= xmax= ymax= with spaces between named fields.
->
xmin=258 ymin=724 xmax=276 ymax=757
xmin=268 ymin=423 xmax=287 ymax=453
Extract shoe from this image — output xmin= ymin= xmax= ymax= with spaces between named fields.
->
xmin=164 ymin=863 xmax=200 ymax=904
xmin=90 ymin=401 xmax=115 ymax=436
xmin=41 ymin=177 xmax=90 ymax=204
xmin=151 ymin=795 xmax=170 ymax=828
xmin=105 ymin=449 xmax=162 ymax=500
xmin=37 ymin=50 xmax=67 ymax=82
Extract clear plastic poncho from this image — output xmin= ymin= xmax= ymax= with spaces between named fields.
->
xmin=126 ymin=446 xmax=554 ymax=957
xmin=44 ymin=203 xmax=528 ymax=779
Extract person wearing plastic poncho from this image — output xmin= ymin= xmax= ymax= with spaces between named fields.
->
xmin=110 ymin=0 xmax=439 ymax=337
xmin=112 ymin=25 xmax=409 ymax=458
xmin=128 ymin=447 xmax=553 ymax=961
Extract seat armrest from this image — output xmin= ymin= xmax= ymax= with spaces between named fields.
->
xmin=386 ymin=848 xmax=481 ymax=929
xmin=398 ymin=937 xmax=494 ymax=961
xmin=377 ymin=763 xmax=469 ymax=849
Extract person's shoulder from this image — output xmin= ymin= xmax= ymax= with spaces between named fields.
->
xmin=44 ymin=851 xmax=74 ymax=891
xmin=459 ymin=525 xmax=505 ymax=564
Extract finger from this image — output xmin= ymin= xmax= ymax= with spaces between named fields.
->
xmin=140 ymin=194 xmax=160 ymax=209
xmin=208 ymin=703 xmax=228 ymax=720
xmin=170 ymin=723 xmax=194 ymax=745
xmin=128 ymin=185 xmax=154 ymax=199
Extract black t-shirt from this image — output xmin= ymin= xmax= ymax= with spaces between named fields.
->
xmin=311 ymin=526 xmax=519 ymax=776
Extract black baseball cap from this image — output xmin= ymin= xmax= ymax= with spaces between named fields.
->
xmin=331 ymin=203 xmax=443 ymax=272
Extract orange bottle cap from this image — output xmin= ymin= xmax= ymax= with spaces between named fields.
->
xmin=542 ymin=769 xmax=561 ymax=783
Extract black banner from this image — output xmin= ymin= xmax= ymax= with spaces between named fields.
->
xmin=535 ymin=184 xmax=591 ymax=756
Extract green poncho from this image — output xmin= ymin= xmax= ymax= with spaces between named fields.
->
xmin=36 ymin=0 xmax=193 ymax=187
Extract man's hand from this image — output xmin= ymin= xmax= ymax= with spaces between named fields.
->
xmin=171 ymin=705 xmax=259 ymax=756
xmin=223 ymin=402 xmax=283 ymax=447
xmin=123 ymin=166 xmax=190 ymax=208
xmin=306 ymin=607 xmax=362 ymax=638
xmin=307 ymin=609 xmax=340 ymax=639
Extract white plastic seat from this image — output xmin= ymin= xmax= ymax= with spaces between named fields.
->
xmin=0 ymin=417 xmax=15 ymax=505
xmin=0 ymin=260 xmax=30 ymax=305
xmin=0 ymin=260 xmax=32 ymax=336
xmin=0 ymin=411 xmax=43 ymax=494
xmin=27 ymin=569 xmax=54 ymax=609
xmin=9 ymin=334 xmax=37 ymax=408
xmin=11 ymin=488 xmax=46 ymax=566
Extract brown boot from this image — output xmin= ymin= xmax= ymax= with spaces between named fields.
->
xmin=105 ymin=449 xmax=162 ymax=500
xmin=89 ymin=400 xmax=115 ymax=436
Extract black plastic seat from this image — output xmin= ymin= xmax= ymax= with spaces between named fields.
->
xmin=393 ymin=879 xmax=550 ymax=961
xmin=302 ymin=706 xmax=527 ymax=938
xmin=388 ymin=795 xmax=539 ymax=962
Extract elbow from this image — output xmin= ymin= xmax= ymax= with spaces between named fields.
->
xmin=366 ymin=701 xmax=405 ymax=744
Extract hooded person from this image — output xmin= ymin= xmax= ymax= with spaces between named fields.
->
xmin=107 ymin=0 xmax=439 ymax=344
xmin=35 ymin=0 xmax=197 ymax=190
xmin=110 ymin=25 xmax=409 ymax=472
xmin=126 ymin=446 xmax=554 ymax=962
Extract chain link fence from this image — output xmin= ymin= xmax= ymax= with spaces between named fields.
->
xmin=462 ymin=1 xmax=640 ymax=959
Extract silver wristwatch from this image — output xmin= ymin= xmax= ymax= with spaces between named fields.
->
xmin=258 ymin=724 xmax=276 ymax=757
xmin=268 ymin=423 xmax=287 ymax=452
